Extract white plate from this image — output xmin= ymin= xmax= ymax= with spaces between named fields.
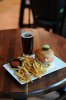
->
xmin=3 ymin=56 xmax=66 ymax=85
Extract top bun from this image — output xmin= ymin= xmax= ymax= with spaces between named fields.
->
xmin=35 ymin=45 xmax=54 ymax=63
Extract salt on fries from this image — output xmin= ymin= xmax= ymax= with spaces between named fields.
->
xmin=14 ymin=57 xmax=47 ymax=82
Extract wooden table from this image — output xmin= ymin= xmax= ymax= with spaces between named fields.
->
xmin=0 ymin=28 xmax=66 ymax=100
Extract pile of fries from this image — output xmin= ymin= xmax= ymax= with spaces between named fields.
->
xmin=14 ymin=57 xmax=48 ymax=82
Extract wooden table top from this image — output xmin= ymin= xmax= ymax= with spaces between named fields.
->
xmin=0 ymin=28 xmax=66 ymax=99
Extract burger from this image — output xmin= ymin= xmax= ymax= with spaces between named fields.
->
xmin=35 ymin=44 xmax=55 ymax=64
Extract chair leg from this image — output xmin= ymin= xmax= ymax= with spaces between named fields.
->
xmin=19 ymin=0 xmax=25 ymax=28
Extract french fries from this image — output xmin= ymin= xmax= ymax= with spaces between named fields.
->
xmin=14 ymin=56 xmax=48 ymax=82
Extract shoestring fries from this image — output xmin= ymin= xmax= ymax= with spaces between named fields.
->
xmin=14 ymin=56 xmax=47 ymax=82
